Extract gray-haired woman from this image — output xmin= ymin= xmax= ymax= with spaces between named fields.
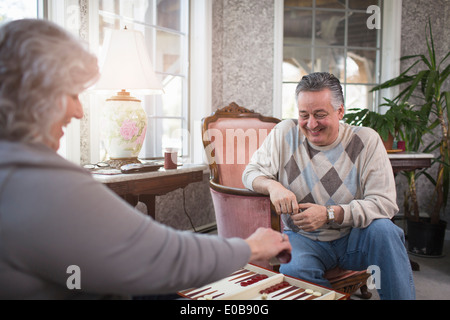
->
xmin=0 ymin=19 xmax=291 ymax=300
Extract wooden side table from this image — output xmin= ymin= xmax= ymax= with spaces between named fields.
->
xmin=388 ymin=152 xmax=434 ymax=271
xmin=93 ymin=164 xmax=207 ymax=219
xmin=388 ymin=152 xmax=434 ymax=174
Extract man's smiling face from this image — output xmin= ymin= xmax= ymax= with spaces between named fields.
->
xmin=297 ymin=89 xmax=344 ymax=147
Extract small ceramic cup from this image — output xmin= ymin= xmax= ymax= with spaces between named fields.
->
xmin=164 ymin=148 xmax=178 ymax=169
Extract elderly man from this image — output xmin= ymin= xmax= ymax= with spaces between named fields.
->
xmin=243 ymin=72 xmax=415 ymax=300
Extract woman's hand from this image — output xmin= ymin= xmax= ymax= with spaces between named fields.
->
xmin=244 ymin=228 xmax=292 ymax=264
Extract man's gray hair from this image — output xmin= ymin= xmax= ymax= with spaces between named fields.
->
xmin=295 ymin=72 xmax=344 ymax=110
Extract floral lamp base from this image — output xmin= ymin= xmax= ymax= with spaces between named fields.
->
xmin=101 ymin=90 xmax=147 ymax=164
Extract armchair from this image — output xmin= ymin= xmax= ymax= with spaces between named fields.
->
xmin=202 ymin=103 xmax=371 ymax=299
xmin=202 ymin=102 xmax=281 ymax=257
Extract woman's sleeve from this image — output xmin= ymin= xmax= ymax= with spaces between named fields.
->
xmin=4 ymin=169 xmax=251 ymax=296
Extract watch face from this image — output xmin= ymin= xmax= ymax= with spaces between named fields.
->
xmin=326 ymin=206 xmax=335 ymax=222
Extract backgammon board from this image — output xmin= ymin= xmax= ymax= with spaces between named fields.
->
xmin=178 ymin=264 xmax=349 ymax=300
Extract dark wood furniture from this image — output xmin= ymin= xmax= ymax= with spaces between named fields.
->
xmin=93 ymin=164 xmax=206 ymax=219
xmin=388 ymin=152 xmax=434 ymax=271
xmin=388 ymin=152 xmax=433 ymax=174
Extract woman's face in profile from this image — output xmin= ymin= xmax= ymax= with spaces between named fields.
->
xmin=47 ymin=94 xmax=84 ymax=151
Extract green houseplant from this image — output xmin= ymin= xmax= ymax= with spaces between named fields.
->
xmin=343 ymin=98 xmax=422 ymax=150
xmin=369 ymin=19 xmax=450 ymax=256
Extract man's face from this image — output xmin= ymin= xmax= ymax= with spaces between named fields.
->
xmin=297 ymin=89 xmax=344 ymax=147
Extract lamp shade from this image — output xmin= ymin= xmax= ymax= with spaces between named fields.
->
xmin=95 ymin=28 xmax=163 ymax=93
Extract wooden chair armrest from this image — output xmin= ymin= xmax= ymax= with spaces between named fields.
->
xmin=209 ymin=180 xmax=266 ymax=197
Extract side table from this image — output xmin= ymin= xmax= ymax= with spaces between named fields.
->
xmin=388 ymin=152 xmax=434 ymax=271
xmin=92 ymin=163 xmax=207 ymax=219
xmin=388 ymin=152 xmax=434 ymax=174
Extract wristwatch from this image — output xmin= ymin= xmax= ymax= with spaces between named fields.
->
xmin=326 ymin=206 xmax=335 ymax=224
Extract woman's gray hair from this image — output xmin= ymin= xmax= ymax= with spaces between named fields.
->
xmin=295 ymin=72 xmax=344 ymax=110
xmin=0 ymin=19 xmax=99 ymax=145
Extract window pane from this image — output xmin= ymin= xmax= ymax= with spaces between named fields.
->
xmin=161 ymin=118 xmax=183 ymax=152
xmin=98 ymin=0 xmax=189 ymax=160
xmin=100 ymin=0 xmax=183 ymax=32
xmin=0 ymin=0 xmax=38 ymax=24
xmin=282 ymin=0 xmax=383 ymax=117
xmin=283 ymin=46 xmax=312 ymax=75
xmin=100 ymin=0 xmax=149 ymax=26
xmin=345 ymin=84 xmax=375 ymax=110
xmin=316 ymin=11 xmax=345 ymax=46
xmin=283 ymin=60 xmax=305 ymax=82
xmin=155 ymin=30 xmax=182 ymax=74
xmin=348 ymin=0 xmax=379 ymax=10
xmin=157 ymin=0 xmax=182 ymax=31
xmin=346 ymin=49 xmax=377 ymax=84
xmin=99 ymin=14 xmax=118 ymax=41
xmin=161 ymin=75 xmax=183 ymax=117
xmin=99 ymin=0 xmax=116 ymax=13
xmin=145 ymin=117 xmax=183 ymax=157
xmin=284 ymin=8 xmax=312 ymax=39
xmin=141 ymin=80 xmax=186 ymax=156
xmin=282 ymin=83 xmax=299 ymax=119
xmin=313 ymin=47 xmax=345 ymax=82
xmin=316 ymin=0 xmax=346 ymax=9
xmin=284 ymin=0 xmax=312 ymax=8
xmin=348 ymin=12 xmax=378 ymax=48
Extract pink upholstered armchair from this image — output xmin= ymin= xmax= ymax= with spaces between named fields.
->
xmin=202 ymin=103 xmax=371 ymax=298
xmin=201 ymin=103 xmax=281 ymax=254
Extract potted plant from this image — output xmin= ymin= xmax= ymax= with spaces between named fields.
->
xmin=343 ymin=98 xmax=419 ymax=150
xmin=370 ymin=19 xmax=450 ymax=256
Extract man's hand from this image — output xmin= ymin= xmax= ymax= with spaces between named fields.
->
xmin=268 ymin=183 xmax=299 ymax=215
xmin=252 ymin=176 xmax=298 ymax=215
xmin=291 ymin=203 xmax=328 ymax=232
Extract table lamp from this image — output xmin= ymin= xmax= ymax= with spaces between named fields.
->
xmin=95 ymin=27 xmax=163 ymax=168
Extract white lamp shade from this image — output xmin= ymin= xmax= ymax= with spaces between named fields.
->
xmin=95 ymin=28 xmax=163 ymax=93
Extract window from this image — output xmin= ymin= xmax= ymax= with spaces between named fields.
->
xmin=94 ymin=0 xmax=189 ymax=161
xmin=0 ymin=0 xmax=41 ymax=23
xmin=1 ymin=1 xmax=84 ymax=162
xmin=281 ymin=0 xmax=383 ymax=119
xmin=1 ymin=1 xmax=197 ymax=165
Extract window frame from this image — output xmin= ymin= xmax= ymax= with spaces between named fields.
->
xmin=88 ymin=0 xmax=191 ymax=163
xmin=46 ymin=0 xmax=83 ymax=164
xmin=3 ymin=0 xmax=211 ymax=166
xmin=274 ymin=0 xmax=402 ymax=119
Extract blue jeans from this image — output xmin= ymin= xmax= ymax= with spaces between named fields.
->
xmin=279 ymin=219 xmax=415 ymax=300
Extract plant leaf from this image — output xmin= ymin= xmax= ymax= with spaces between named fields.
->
xmin=438 ymin=50 xmax=450 ymax=70
xmin=425 ymin=19 xmax=437 ymax=70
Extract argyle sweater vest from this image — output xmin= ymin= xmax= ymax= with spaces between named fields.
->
xmin=243 ymin=119 xmax=398 ymax=241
